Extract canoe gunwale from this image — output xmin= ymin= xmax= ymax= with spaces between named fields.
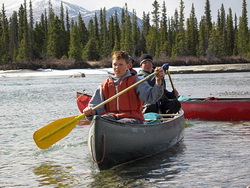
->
xmin=181 ymin=98 xmax=250 ymax=103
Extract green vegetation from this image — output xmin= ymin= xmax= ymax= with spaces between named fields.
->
xmin=0 ymin=0 xmax=250 ymax=69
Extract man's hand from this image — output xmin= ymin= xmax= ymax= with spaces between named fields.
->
xmin=154 ymin=67 xmax=165 ymax=85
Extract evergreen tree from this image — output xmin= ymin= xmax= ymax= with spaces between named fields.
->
xmin=233 ymin=14 xmax=239 ymax=55
xmin=159 ymin=1 xmax=170 ymax=57
xmin=131 ymin=10 xmax=140 ymax=56
xmin=186 ymin=4 xmax=198 ymax=56
xmin=78 ymin=13 xmax=88 ymax=51
xmin=33 ymin=13 xmax=47 ymax=58
xmin=203 ymin=0 xmax=212 ymax=56
xmin=1 ymin=4 xmax=10 ymax=62
xmin=238 ymin=0 xmax=249 ymax=57
xmin=9 ymin=11 xmax=19 ymax=61
xmin=173 ymin=0 xmax=187 ymax=57
xmin=138 ymin=12 xmax=150 ymax=55
xmin=59 ymin=2 xmax=68 ymax=58
xmin=218 ymin=4 xmax=226 ymax=56
xmin=68 ymin=22 xmax=82 ymax=60
xmin=65 ymin=9 xmax=70 ymax=35
xmin=112 ymin=11 xmax=121 ymax=52
xmin=205 ymin=0 xmax=212 ymax=30
xmin=169 ymin=9 xmax=179 ymax=55
xmin=124 ymin=11 xmax=132 ymax=53
xmin=93 ymin=13 xmax=100 ymax=53
xmin=207 ymin=23 xmax=221 ymax=57
xmin=82 ymin=19 xmax=100 ymax=60
xmin=29 ymin=0 xmax=35 ymax=59
xmin=142 ymin=12 xmax=150 ymax=37
xmin=108 ymin=15 xmax=115 ymax=53
xmin=167 ymin=18 xmax=174 ymax=57
xmin=226 ymin=8 xmax=234 ymax=56
xmin=17 ymin=1 xmax=31 ymax=61
xmin=120 ymin=4 xmax=133 ymax=53
xmin=146 ymin=0 xmax=160 ymax=56
xmin=0 ymin=11 xmax=3 ymax=63
xmin=120 ymin=7 xmax=126 ymax=50
xmin=99 ymin=8 xmax=110 ymax=58
xmin=46 ymin=15 xmax=62 ymax=59
xmin=151 ymin=0 xmax=160 ymax=29
xmin=198 ymin=17 xmax=207 ymax=56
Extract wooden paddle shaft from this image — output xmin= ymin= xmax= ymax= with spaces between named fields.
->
xmin=167 ymin=69 xmax=175 ymax=90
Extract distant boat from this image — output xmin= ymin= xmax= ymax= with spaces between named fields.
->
xmin=77 ymin=92 xmax=250 ymax=121
xmin=180 ymin=97 xmax=250 ymax=121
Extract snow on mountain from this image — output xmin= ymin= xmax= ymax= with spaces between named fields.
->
xmin=5 ymin=0 xmax=142 ymax=26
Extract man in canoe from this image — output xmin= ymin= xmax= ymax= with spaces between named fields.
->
xmin=138 ymin=54 xmax=181 ymax=114
xmin=82 ymin=51 xmax=165 ymax=124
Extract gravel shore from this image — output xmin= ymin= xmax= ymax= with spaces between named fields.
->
xmin=170 ymin=63 xmax=250 ymax=74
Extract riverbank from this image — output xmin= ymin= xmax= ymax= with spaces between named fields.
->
xmin=1 ymin=63 xmax=250 ymax=78
xmin=169 ymin=63 xmax=250 ymax=74
xmin=1 ymin=56 xmax=250 ymax=71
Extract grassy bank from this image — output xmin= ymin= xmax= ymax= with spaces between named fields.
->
xmin=1 ymin=56 xmax=250 ymax=70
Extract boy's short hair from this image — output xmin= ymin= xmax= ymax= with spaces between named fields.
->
xmin=112 ymin=51 xmax=129 ymax=63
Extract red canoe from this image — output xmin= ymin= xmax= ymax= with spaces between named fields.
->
xmin=76 ymin=92 xmax=92 ymax=113
xmin=181 ymin=97 xmax=250 ymax=121
xmin=76 ymin=92 xmax=250 ymax=121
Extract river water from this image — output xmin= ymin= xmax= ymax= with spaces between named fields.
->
xmin=0 ymin=70 xmax=250 ymax=187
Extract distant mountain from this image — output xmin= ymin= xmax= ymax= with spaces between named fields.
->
xmin=5 ymin=0 xmax=142 ymax=26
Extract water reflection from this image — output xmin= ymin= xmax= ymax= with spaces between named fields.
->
xmin=89 ymin=141 xmax=186 ymax=187
xmin=33 ymin=163 xmax=74 ymax=187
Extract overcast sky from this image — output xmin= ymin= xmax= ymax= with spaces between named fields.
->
xmin=2 ymin=0 xmax=249 ymax=23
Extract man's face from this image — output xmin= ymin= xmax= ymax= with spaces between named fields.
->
xmin=112 ymin=59 xmax=129 ymax=78
xmin=141 ymin=61 xmax=153 ymax=73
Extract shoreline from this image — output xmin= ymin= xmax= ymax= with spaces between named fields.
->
xmin=1 ymin=63 xmax=250 ymax=78
xmin=168 ymin=63 xmax=250 ymax=74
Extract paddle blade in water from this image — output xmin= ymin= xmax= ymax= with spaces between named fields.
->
xmin=33 ymin=114 xmax=85 ymax=149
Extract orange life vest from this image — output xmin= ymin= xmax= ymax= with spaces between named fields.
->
xmin=101 ymin=76 xmax=144 ymax=121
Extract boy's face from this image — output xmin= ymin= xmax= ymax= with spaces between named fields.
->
xmin=112 ymin=59 xmax=129 ymax=78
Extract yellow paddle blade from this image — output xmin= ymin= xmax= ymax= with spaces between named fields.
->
xmin=33 ymin=114 xmax=85 ymax=149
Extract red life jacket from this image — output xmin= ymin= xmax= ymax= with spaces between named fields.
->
xmin=130 ymin=68 xmax=137 ymax=76
xmin=101 ymin=76 xmax=144 ymax=121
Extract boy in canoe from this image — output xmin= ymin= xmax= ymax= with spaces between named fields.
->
xmin=82 ymin=51 xmax=165 ymax=124
xmin=138 ymin=54 xmax=181 ymax=114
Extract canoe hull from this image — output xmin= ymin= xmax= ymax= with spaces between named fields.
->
xmin=181 ymin=98 xmax=250 ymax=121
xmin=76 ymin=92 xmax=91 ymax=113
xmin=88 ymin=110 xmax=185 ymax=170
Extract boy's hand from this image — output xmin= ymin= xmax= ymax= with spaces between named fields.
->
xmin=82 ymin=106 xmax=95 ymax=116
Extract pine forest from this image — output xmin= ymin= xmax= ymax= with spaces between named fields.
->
xmin=0 ymin=0 xmax=249 ymax=69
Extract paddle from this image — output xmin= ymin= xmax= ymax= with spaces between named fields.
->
xmin=33 ymin=68 xmax=162 ymax=149
xmin=166 ymin=69 xmax=175 ymax=91
xmin=166 ymin=67 xmax=178 ymax=99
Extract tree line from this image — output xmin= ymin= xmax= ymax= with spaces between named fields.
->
xmin=0 ymin=0 xmax=249 ymax=66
